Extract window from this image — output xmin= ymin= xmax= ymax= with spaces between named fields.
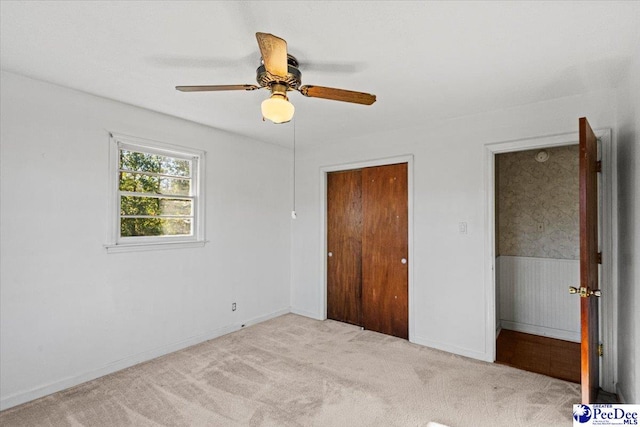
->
xmin=106 ymin=133 xmax=205 ymax=252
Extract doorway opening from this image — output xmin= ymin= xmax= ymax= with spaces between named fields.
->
xmin=484 ymin=127 xmax=616 ymax=398
xmin=494 ymin=145 xmax=581 ymax=382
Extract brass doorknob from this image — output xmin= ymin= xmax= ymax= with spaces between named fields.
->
xmin=569 ymin=286 xmax=602 ymax=298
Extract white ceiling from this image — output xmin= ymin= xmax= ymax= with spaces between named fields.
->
xmin=1 ymin=1 xmax=639 ymax=147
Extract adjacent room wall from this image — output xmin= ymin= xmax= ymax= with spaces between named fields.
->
xmin=497 ymin=256 xmax=579 ymax=341
xmin=496 ymin=146 xmax=580 ymax=341
xmin=0 ymin=71 xmax=292 ymax=410
xmin=497 ymin=145 xmax=580 ymax=260
xmin=290 ymin=89 xmax=617 ymax=363
xmin=615 ymin=56 xmax=640 ymax=404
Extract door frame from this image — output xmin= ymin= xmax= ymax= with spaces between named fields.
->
xmin=320 ymin=155 xmax=415 ymax=340
xmin=483 ymin=129 xmax=616 ymax=393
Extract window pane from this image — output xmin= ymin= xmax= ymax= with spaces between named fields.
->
xmin=119 ymin=172 xmax=190 ymax=196
xmin=119 ymin=172 xmax=159 ymax=194
xmin=121 ymin=196 xmax=192 ymax=216
xmin=159 ymin=177 xmax=191 ymax=196
xmin=159 ymin=198 xmax=192 ymax=216
xmin=121 ymin=218 xmax=192 ymax=237
xmin=120 ymin=149 xmax=191 ymax=177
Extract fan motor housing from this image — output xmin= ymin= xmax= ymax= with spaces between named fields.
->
xmin=256 ymin=54 xmax=302 ymax=90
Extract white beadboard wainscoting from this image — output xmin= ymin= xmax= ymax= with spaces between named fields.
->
xmin=497 ymin=255 xmax=580 ymax=342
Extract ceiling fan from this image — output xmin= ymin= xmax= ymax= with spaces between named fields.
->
xmin=176 ymin=32 xmax=376 ymax=124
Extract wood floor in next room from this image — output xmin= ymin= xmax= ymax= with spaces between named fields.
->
xmin=496 ymin=329 xmax=581 ymax=383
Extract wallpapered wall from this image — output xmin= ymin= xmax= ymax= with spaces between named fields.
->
xmin=496 ymin=145 xmax=579 ymax=260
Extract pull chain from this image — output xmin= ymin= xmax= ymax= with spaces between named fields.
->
xmin=291 ymin=117 xmax=297 ymax=219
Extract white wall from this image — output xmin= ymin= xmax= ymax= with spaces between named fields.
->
xmin=290 ymin=89 xmax=617 ymax=362
xmin=0 ymin=71 xmax=292 ymax=410
xmin=615 ymin=56 xmax=640 ymax=404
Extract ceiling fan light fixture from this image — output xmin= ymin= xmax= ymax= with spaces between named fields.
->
xmin=261 ymin=92 xmax=295 ymax=124
xmin=176 ymin=33 xmax=376 ymax=122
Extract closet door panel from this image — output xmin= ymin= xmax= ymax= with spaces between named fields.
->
xmin=362 ymin=163 xmax=408 ymax=339
xmin=327 ymin=170 xmax=363 ymax=325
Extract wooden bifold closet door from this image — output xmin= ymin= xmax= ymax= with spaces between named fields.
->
xmin=327 ymin=163 xmax=408 ymax=339
xmin=327 ymin=169 xmax=363 ymax=326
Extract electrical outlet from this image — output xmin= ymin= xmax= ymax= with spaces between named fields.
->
xmin=232 ymin=302 xmax=236 ymax=311
xmin=458 ymin=222 xmax=467 ymax=234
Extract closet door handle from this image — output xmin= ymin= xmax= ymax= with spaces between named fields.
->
xmin=401 ymin=258 xmax=407 ymax=264
xmin=328 ymin=252 xmax=333 ymax=257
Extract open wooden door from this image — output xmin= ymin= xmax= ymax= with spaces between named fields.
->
xmin=577 ymin=117 xmax=601 ymax=403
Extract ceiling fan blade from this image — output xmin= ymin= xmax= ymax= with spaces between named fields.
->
xmin=255 ymin=32 xmax=288 ymax=77
xmin=298 ymin=85 xmax=376 ymax=105
xmin=175 ymin=84 xmax=260 ymax=92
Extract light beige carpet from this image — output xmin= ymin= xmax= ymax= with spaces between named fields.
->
xmin=0 ymin=314 xmax=579 ymax=426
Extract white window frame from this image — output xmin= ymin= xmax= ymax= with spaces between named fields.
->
xmin=105 ymin=132 xmax=206 ymax=253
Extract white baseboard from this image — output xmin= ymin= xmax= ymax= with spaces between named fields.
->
xmin=411 ymin=334 xmax=492 ymax=363
xmin=290 ymin=307 xmax=325 ymax=321
xmin=0 ymin=308 xmax=290 ymax=411
xmin=500 ymin=320 xmax=580 ymax=343
xmin=240 ymin=307 xmax=291 ymax=328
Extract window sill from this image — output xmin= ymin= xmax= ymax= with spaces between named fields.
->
xmin=104 ymin=240 xmax=207 ymax=254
